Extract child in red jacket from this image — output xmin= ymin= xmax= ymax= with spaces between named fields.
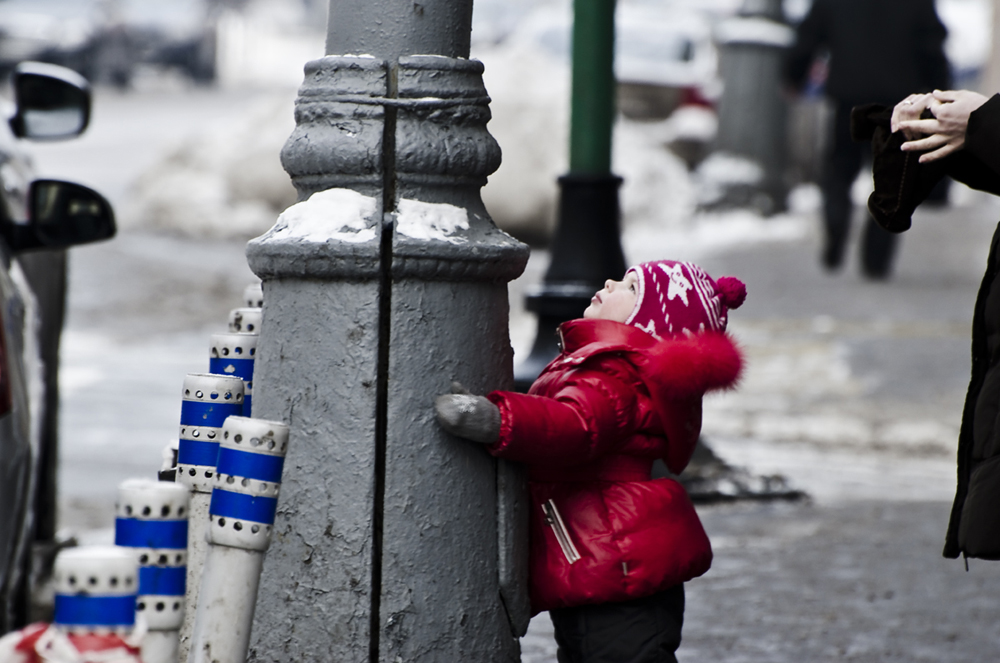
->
xmin=436 ymin=260 xmax=745 ymax=663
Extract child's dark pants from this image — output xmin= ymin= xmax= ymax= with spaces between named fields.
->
xmin=549 ymin=584 xmax=685 ymax=663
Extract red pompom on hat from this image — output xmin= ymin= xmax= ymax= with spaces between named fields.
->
xmin=715 ymin=276 xmax=747 ymax=310
xmin=625 ymin=260 xmax=746 ymax=339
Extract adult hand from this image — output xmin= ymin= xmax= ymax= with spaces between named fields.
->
xmin=897 ymin=90 xmax=989 ymax=163
xmin=890 ymin=93 xmax=934 ymax=139
xmin=434 ymin=382 xmax=500 ymax=444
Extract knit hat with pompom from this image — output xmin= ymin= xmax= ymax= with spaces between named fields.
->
xmin=625 ymin=260 xmax=746 ymax=339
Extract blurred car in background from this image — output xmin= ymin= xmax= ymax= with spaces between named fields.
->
xmin=0 ymin=61 xmax=116 ymax=634
xmin=505 ymin=2 xmax=720 ymax=121
xmin=0 ymin=0 xmax=218 ymax=88
xmin=615 ymin=5 xmax=718 ymax=120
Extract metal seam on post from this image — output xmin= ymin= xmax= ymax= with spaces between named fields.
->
xmin=370 ymin=59 xmax=397 ymax=663
xmin=298 ymin=94 xmax=491 ymax=108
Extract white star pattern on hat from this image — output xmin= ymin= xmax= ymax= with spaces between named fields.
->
xmin=634 ymin=319 xmax=661 ymax=340
xmin=657 ymin=263 xmax=693 ymax=305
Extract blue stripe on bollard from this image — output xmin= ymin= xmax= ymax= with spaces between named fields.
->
xmin=138 ymin=566 xmax=186 ymax=596
xmin=178 ymin=438 xmax=220 ymax=467
xmin=54 ymin=595 xmax=137 ymax=626
xmin=180 ymin=400 xmax=243 ymax=428
xmin=115 ymin=518 xmax=188 ymax=549
xmin=209 ymin=357 xmax=255 ymax=382
xmin=210 ymin=489 xmax=278 ymax=524
xmin=243 ymin=393 xmax=252 ymax=417
xmin=216 ymin=447 xmax=284 ymax=483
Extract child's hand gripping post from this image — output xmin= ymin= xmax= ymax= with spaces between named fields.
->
xmin=434 ymin=381 xmax=500 ymax=444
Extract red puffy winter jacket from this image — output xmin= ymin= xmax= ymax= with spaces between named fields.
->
xmin=486 ymin=319 xmax=743 ymax=613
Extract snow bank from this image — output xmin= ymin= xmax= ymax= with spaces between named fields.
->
xmin=123 ymin=95 xmax=298 ymax=239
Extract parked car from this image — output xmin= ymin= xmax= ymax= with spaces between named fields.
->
xmin=0 ymin=61 xmax=115 ymax=634
xmin=615 ymin=5 xmax=719 ymax=119
xmin=501 ymin=2 xmax=720 ymax=121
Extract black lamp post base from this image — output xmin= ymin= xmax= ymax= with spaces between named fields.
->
xmin=513 ymin=173 xmax=625 ymax=392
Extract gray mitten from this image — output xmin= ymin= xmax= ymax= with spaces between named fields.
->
xmin=434 ymin=382 xmax=500 ymax=444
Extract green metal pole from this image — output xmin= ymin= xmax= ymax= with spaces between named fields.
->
xmin=569 ymin=0 xmax=617 ymax=175
xmin=515 ymin=0 xmax=625 ymax=389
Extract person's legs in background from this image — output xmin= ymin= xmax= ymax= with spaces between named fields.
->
xmin=860 ymin=210 xmax=898 ymax=279
xmin=820 ymin=101 xmax=863 ymax=271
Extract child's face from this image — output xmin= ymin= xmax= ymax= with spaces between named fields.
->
xmin=583 ymin=271 xmax=638 ymax=323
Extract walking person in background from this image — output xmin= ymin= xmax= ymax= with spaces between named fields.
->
xmin=783 ymin=0 xmax=950 ymax=278
xmin=864 ymin=88 xmax=1000 ymax=561
xmin=435 ymin=260 xmax=746 ymax=662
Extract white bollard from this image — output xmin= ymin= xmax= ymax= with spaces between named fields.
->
xmin=114 ymin=479 xmax=190 ymax=663
xmin=210 ymin=332 xmax=257 ymax=417
xmin=175 ymin=373 xmax=245 ymax=663
xmin=189 ymin=416 xmax=289 ymax=663
xmin=228 ymin=307 xmax=262 ymax=334
xmin=243 ymin=282 xmax=263 ymax=309
xmin=0 ymin=547 xmax=144 ymax=663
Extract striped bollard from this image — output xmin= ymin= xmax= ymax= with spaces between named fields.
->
xmin=175 ymin=373 xmax=244 ymax=663
xmin=210 ymin=333 xmax=257 ymax=417
xmin=0 ymin=548 xmax=143 ymax=662
xmin=48 ymin=547 xmax=141 ymax=661
xmin=189 ymin=416 xmax=289 ymax=663
xmin=244 ymin=282 xmax=263 ymax=308
xmin=228 ymin=307 xmax=262 ymax=334
xmin=115 ymin=479 xmax=189 ymax=663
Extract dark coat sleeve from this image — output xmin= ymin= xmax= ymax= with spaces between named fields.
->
xmin=862 ymin=95 xmax=1000 ymax=233
xmin=782 ymin=0 xmax=828 ymax=91
xmin=960 ymin=94 xmax=1000 ymax=180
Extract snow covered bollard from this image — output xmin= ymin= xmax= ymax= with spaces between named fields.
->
xmin=175 ymin=373 xmax=244 ymax=663
xmin=114 ymin=479 xmax=189 ymax=663
xmin=210 ymin=333 xmax=257 ymax=417
xmin=0 ymin=546 xmax=143 ymax=663
xmin=189 ymin=416 xmax=289 ymax=663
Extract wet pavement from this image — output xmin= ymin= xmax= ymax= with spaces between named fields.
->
xmin=30 ymin=85 xmax=1000 ymax=660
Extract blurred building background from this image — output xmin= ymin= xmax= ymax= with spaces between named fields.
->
xmin=0 ymin=0 xmax=989 ymax=252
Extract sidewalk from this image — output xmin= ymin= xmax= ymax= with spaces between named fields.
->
xmin=56 ymin=189 xmax=1000 ymax=660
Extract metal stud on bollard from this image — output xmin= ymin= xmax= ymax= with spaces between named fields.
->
xmin=243 ymin=283 xmax=263 ymax=309
xmin=189 ymin=416 xmax=289 ymax=663
xmin=228 ymin=307 xmax=262 ymax=334
xmin=210 ymin=333 xmax=257 ymax=417
xmin=114 ymin=479 xmax=190 ymax=663
xmin=175 ymin=373 xmax=244 ymax=663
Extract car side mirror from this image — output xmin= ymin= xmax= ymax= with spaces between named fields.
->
xmin=6 ymin=180 xmax=115 ymax=253
xmin=8 ymin=62 xmax=91 ymax=140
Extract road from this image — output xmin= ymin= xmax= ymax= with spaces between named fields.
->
xmin=27 ymin=82 xmax=1000 ymax=661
